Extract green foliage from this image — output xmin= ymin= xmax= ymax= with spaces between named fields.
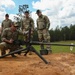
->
xmin=49 ymin=24 xmax=75 ymax=42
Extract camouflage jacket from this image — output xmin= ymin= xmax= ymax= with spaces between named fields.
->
xmin=36 ymin=15 xmax=50 ymax=30
xmin=2 ymin=19 xmax=12 ymax=30
xmin=1 ymin=28 xmax=23 ymax=42
xmin=21 ymin=17 xmax=34 ymax=31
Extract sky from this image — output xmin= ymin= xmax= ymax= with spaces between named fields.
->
xmin=0 ymin=0 xmax=75 ymax=29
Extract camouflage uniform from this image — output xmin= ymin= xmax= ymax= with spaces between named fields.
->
xmin=0 ymin=14 xmax=12 ymax=47
xmin=0 ymin=14 xmax=12 ymax=45
xmin=22 ymin=17 xmax=34 ymax=41
xmin=2 ymin=19 xmax=12 ymax=30
xmin=37 ymin=14 xmax=52 ymax=52
xmin=0 ymin=27 xmax=24 ymax=56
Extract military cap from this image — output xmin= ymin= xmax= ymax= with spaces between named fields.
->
xmin=5 ymin=14 xmax=9 ymax=17
xmin=24 ymin=11 xmax=29 ymax=14
xmin=11 ymin=22 xmax=19 ymax=27
xmin=36 ymin=9 xmax=41 ymax=14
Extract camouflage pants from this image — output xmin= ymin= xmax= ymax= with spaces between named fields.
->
xmin=37 ymin=29 xmax=51 ymax=51
xmin=23 ymin=30 xmax=33 ymax=42
xmin=0 ymin=42 xmax=19 ymax=56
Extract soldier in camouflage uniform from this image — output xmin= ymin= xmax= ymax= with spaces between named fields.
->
xmin=1 ymin=14 xmax=12 ymax=32
xmin=0 ymin=22 xmax=26 ymax=57
xmin=36 ymin=9 xmax=52 ymax=53
xmin=0 ymin=14 xmax=12 ymax=42
xmin=21 ymin=11 xmax=34 ymax=55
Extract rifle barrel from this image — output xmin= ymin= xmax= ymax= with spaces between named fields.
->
xmin=30 ymin=41 xmax=75 ymax=46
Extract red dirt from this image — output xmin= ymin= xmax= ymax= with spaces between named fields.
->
xmin=0 ymin=53 xmax=75 ymax=75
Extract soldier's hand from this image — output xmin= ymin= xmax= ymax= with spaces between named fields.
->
xmin=31 ymin=31 xmax=33 ymax=34
xmin=23 ymin=31 xmax=29 ymax=35
xmin=9 ymin=39 xmax=14 ymax=44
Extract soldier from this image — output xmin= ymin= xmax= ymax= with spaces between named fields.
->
xmin=36 ymin=9 xmax=52 ymax=53
xmin=0 ymin=22 xmax=27 ymax=57
xmin=1 ymin=14 xmax=12 ymax=32
xmin=0 ymin=14 xmax=12 ymax=42
xmin=21 ymin=11 xmax=34 ymax=55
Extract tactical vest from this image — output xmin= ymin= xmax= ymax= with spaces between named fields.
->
xmin=37 ymin=15 xmax=46 ymax=30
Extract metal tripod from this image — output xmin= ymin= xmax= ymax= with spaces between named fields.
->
xmin=0 ymin=22 xmax=49 ymax=64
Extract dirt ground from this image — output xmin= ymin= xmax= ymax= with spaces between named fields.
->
xmin=0 ymin=53 xmax=75 ymax=75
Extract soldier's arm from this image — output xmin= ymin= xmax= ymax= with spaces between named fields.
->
xmin=1 ymin=22 xmax=3 ymax=28
xmin=1 ymin=21 xmax=4 ymax=32
xmin=0 ymin=27 xmax=2 ymax=35
xmin=20 ymin=19 xmax=23 ymax=31
xmin=36 ymin=19 xmax=38 ymax=29
xmin=44 ymin=16 xmax=50 ymax=30
xmin=21 ymin=20 xmax=24 ymax=31
xmin=18 ymin=30 xmax=29 ymax=35
xmin=30 ymin=18 xmax=34 ymax=31
xmin=9 ymin=19 xmax=12 ymax=27
xmin=1 ymin=29 xmax=10 ymax=43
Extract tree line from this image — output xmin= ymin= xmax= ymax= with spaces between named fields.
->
xmin=33 ymin=24 xmax=75 ymax=42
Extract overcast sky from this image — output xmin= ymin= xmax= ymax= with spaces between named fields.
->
xmin=0 ymin=0 xmax=75 ymax=29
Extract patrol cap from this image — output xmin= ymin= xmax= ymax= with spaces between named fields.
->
xmin=5 ymin=14 xmax=9 ymax=17
xmin=11 ymin=22 xmax=19 ymax=27
xmin=24 ymin=10 xmax=29 ymax=14
xmin=36 ymin=9 xmax=41 ymax=14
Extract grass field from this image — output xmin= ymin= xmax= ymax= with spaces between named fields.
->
xmin=32 ymin=41 xmax=75 ymax=53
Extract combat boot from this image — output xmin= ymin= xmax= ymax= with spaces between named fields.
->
xmin=48 ymin=49 xmax=52 ymax=54
xmin=1 ymin=52 xmax=6 ymax=56
xmin=1 ymin=50 xmax=6 ymax=56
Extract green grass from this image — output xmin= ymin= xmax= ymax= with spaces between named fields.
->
xmin=51 ymin=41 xmax=75 ymax=53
